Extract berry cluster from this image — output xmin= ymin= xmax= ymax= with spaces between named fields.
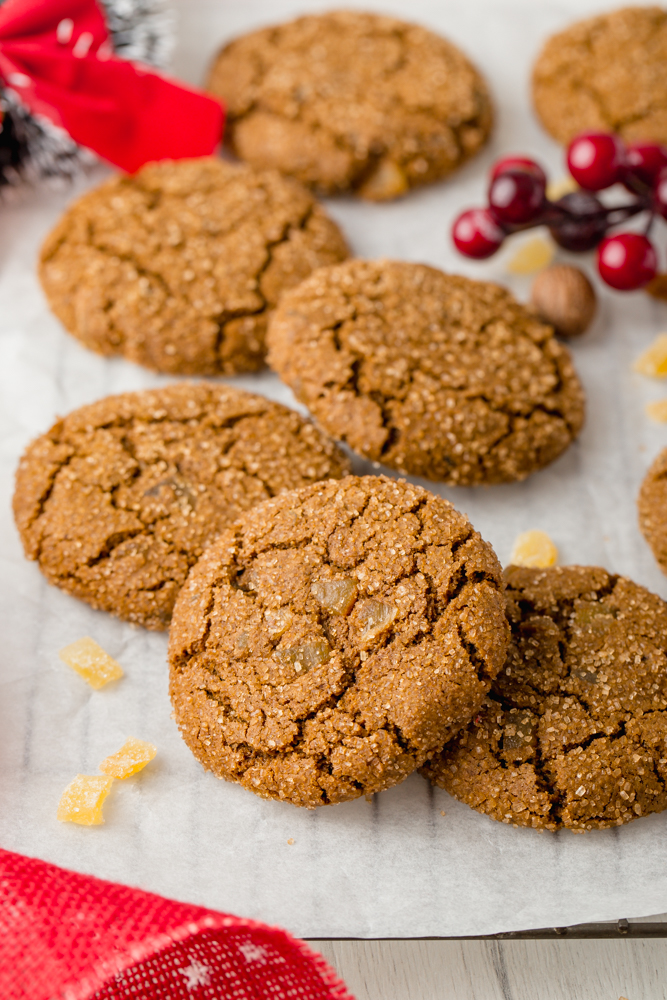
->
xmin=452 ymin=132 xmax=667 ymax=291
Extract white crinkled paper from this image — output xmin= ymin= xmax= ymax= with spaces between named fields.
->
xmin=2 ymin=0 xmax=667 ymax=938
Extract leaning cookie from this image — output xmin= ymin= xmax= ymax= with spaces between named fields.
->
xmin=13 ymin=384 xmax=350 ymax=630
xmin=168 ymin=475 xmax=509 ymax=807
xmin=206 ymin=10 xmax=493 ymax=200
xmin=532 ymin=7 xmax=667 ymax=146
xmin=267 ymin=259 xmax=585 ymax=486
xmin=638 ymin=447 xmax=667 ymax=576
xmin=39 ymin=157 xmax=348 ymax=376
xmin=422 ymin=565 xmax=667 ymax=831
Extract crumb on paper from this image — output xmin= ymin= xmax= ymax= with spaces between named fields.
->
xmin=511 ymin=530 xmax=558 ymax=568
xmin=57 ymin=774 xmax=114 ymax=825
xmin=440 ymin=810 xmax=446 ymax=816
xmin=287 ymin=838 xmax=295 ymax=845
xmin=546 ymin=176 xmax=578 ymax=201
xmin=506 ymin=236 xmax=554 ymax=275
xmin=646 ymin=400 xmax=667 ymax=423
xmin=58 ymin=637 xmax=123 ymax=689
xmin=99 ymin=738 xmax=157 ymax=779
xmin=633 ymin=334 xmax=667 ymax=377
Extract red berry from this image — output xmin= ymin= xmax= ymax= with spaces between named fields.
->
xmin=550 ymin=191 xmax=607 ymax=251
xmin=452 ymin=208 xmax=505 ymax=259
xmin=488 ymin=168 xmax=545 ymax=225
xmin=655 ymin=167 xmax=667 ymax=220
xmin=491 ymin=156 xmax=547 ymax=187
xmin=623 ymin=142 xmax=667 ymax=189
xmin=597 ymin=233 xmax=658 ymax=290
xmin=567 ymin=132 xmax=626 ymax=191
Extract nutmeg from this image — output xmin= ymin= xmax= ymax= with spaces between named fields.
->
xmin=530 ymin=264 xmax=597 ymax=338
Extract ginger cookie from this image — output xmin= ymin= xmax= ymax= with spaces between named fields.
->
xmin=206 ymin=11 xmax=493 ymax=200
xmin=168 ymin=475 xmax=509 ymax=807
xmin=422 ymin=565 xmax=667 ymax=832
xmin=13 ymin=384 xmax=350 ymax=631
xmin=266 ymin=259 xmax=585 ymax=486
xmin=532 ymin=7 xmax=667 ymax=146
xmin=638 ymin=447 xmax=667 ymax=575
xmin=39 ymin=157 xmax=348 ymax=376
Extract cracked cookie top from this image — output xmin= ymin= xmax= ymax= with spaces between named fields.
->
xmin=12 ymin=383 xmax=350 ymax=631
xmin=638 ymin=447 xmax=667 ymax=578
xmin=532 ymin=7 xmax=667 ymax=146
xmin=267 ymin=260 xmax=585 ymax=486
xmin=422 ymin=565 xmax=667 ymax=831
xmin=38 ymin=157 xmax=349 ymax=376
xmin=168 ymin=475 xmax=508 ymax=807
xmin=206 ymin=11 xmax=493 ymax=199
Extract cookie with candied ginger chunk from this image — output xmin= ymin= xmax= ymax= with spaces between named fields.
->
xmin=169 ymin=475 xmax=509 ymax=807
xmin=206 ymin=10 xmax=492 ymax=199
xmin=13 ymin=383 xmax=349 ymax=630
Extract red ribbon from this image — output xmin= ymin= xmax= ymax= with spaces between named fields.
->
xmin=0 ymin=0 xmax=225 ymax=173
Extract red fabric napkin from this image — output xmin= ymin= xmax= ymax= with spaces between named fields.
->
xmin=0 ymin=847 xmax=355 ymax=1000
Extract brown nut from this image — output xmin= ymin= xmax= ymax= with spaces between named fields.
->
xmin=530 ymin=264 xmax=597 ymax=338
xmin=647 ymin=273 xmax=667 ymax=301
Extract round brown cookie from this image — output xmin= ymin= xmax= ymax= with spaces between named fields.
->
xmin=422 ymin=565 xmax=667 ymax=831
xmin=532 ymin=7 xmax=667 ymax=146
xmin=266 ymin=259 xmax=585 ymax=486
xmin=13 ymin=383 xmax=350 ymax=631
xmin=205 ymin=11 xmax=493 ymax=200
xmin=168 ymin=475 xmax=509 ymax=807
xmin=638 ymin=447 xmax=667 ymax=575
xmin=38 ymin=157 xmax=348 ymax=376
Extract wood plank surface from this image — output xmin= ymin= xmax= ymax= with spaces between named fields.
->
xmin=310 ymin=936 xmax=667 ymax=1000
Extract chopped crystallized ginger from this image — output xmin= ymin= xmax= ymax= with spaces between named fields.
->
xmin=359 ymin=159 xmax=409 ymax=200
xmin=57 ymin=774 xmax=114 ymax=825
xmin=646 ymin=399 xmax=667 ymax=423
xmin=58 ymin=637 xmax=124 ymax=689
xmin=99 ymin=738 xmax=157 ymax=779
xmin=546 ymin=176 xmax=578 ymax=201
xmin=506 ymin=236 xmax=554 ymax=275
xmin=633 ymin=334 xmax=667 ymax=377
xmin=511 ymin=530 xmax=558 ymax=568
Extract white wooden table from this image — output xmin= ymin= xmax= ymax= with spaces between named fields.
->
xmin=310 ymin=916 xmax=667 ymax=999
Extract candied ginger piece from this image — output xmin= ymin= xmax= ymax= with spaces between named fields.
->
xmin=57 ymin=774 xmax=114 ymax=825
xmin=359 ymin=600 xmax=398 ymax=644
xmin=510 ymin=530 xmax=558 ymax=568
xmin=311 ymin=578 xmax=358 ymax=616
xmin=507 ymin=236 xmax=554 ymax=275
xmin=359 ymin=159 xmax=409 ymax=201
xmin=546 ymin=176 xmax=578 ymax=201
xmin=501 ymin=711 xmax=536 ymax=762
xmin=273 ymin=639 xmax=331 ymax=673
xmin=264 ymin=608 xmax=293 ymax=638
xmin=646 ymin=399 xmax=667 ymax=423
xmin=59 ymin=637 xmax=123 ymax=689
xmin=99 ymin=738 xmax=157 ymax=779
xmin=634 ymin=334 xmax=667 ymax=377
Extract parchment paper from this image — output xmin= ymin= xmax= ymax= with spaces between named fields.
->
xmin=2 ymin=0 xmax=667 ymax=938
